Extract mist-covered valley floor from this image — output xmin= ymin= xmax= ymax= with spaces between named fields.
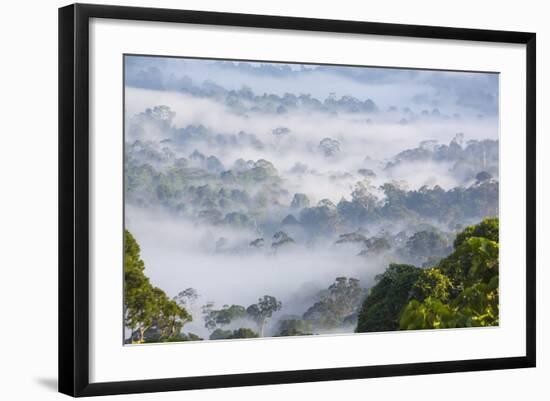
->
xmin=123 ymin=56 xmax=500 ymax=343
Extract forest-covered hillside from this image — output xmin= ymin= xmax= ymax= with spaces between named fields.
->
xmin=125 ymin=218 xmax=499 ymax=342
xmin=123 ymin=56 xmax=499 ymax=343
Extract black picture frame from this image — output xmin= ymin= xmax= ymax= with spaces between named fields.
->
xmin=59 ymin=3 xmax=536 ymax=397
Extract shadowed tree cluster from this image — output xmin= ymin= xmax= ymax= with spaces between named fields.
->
xmin=356 ymin=218 xmax=499 ymax=332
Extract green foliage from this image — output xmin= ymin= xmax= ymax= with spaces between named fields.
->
xmin=124 ymin=230 xmax=191 ymax=343
xmin=230 ymin=328 xmax=259 ymax=339
xmin=299 ymin=202 xmax=339 ymax=234
xmin=399 ymin=298 xmax=460 ymax=329
xmin=209 ymin=328 xmax=231 ymax=340
xmin=209 ymin=328 xmax=259 ymax=340
xmin=202 ymin=304 xmax=247 ymax=331
xmin=409 ymin=268 xmax=453 ymax=302
xmin=439 ymin=235 xmax=499 ymax=288
xmin=125 ymin=139 xmax=498 ymax=242
xmin=356 ymin=218 xmax=499 ymax=333
xmin=174 ymin=288 xmax=199 ymax=308
xmin=223 ymin=212 xmax=252 ymax=228
xmin=406 ymin=230 xmax=450 ymax=261
xmin=276 ymin=319 xmax=313 ymax=336
xmin=246 ymin=159 xmax=279 ymax=181
xmin=304 ymin=277 xmax=367 ymax=329
xmin=272 ymin=231 xmax=295 ymax=249
xmin=356 ymin=264 xmax=422 ymax=332
xmin=453 ymin=217 xmax=498 ymax=248
xmin=335 ymin=232 xmax=368 ymax=245
xmin=358 ymin=236 xmax=391 ymax=256
xmin=203 ymin=296 xmax=282 ymax=338
xmin=379 ymin=182 xmax=498 ymax=225
xmin=291 ymin=193 xmax=310 ymax=209
xmin=179 ymin=332 xmax=203 ymax=342
xmin=145 ymin=331 xmax=203 ymax=343
xmin=246 ymin=295 xmax=282 ymax=336
xmin=400 ymin=276 xmax=499 ymax=330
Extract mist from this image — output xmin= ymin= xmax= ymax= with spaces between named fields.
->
xmin=127 ymin=206 xmax=394 ymax=338
xmin=124 ymin=55 xmax=499 ymax=341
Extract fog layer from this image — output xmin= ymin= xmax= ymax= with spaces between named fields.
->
xmin=124 ymin=56 xmax=499 ymax=340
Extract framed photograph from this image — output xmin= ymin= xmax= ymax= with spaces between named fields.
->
xmin=59 ymin=3 xmax=536 ymax=397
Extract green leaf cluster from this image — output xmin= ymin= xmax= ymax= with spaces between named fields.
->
xmin=355 ymin=264 xmax=422 ymax=332
xmin=209 ymin=328 xmax=259 ymax=340
xmin=275 ymin=319 xmax=313 ymax=336
xmin=203 ymin=304 xmax=248 ymax=331
xmin=124 ymin=229 xmax=192 ymax=343
xmin=356 ymin=218 xmax=499 ymax=332
xmin=304 ymin=277 xmax=367 ymax=330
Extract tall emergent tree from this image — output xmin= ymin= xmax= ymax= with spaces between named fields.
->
xmin=202 ymin=303 xmax=248 ymax=331
xmin=304 ymin=277 xmax=367 ymax=329
xmin=246 ymin=295 xmax=282 ymax=337
xmin=124 ymin=229 xmax=192 ymax=343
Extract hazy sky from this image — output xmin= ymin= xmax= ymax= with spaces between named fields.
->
xmin=125 ymin=55 xmax=499 ymax=117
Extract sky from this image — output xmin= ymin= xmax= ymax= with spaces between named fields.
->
xmin=125 ymin=55 xmax=499 ymax=117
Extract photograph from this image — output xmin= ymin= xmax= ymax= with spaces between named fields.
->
xmin=0 ymin=0 xmax=542 ymax=398
xmin=123 ymin=55 xmax=500 ymax=344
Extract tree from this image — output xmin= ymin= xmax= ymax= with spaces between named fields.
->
xmin=174 ymin=332 xmax=203 ymax=342
xmin=291 ymin=193 xmax=310 ymax=209
xmin=276 ymin=319 xmax=313 ymax=336
xmin=400 ymin=219 xmax=499 ymax=330
xmin=400 ymin=277 xmax=498 ymax=330
xmin=319 ymin=137 xmax=340 ymax=157
xmin=272 ymin=231 xmax=295 ymax=249
xmin=209 ymin=328 xmax=232 ymax=340
xmin=335 ymin=232 xmax=368 ymax=246
xmin=355 ymin=264 xmax=422 ymax=332
xmin=408 ymin=268 xmax=453 ymax=303
xmin=359 ymin=237 xmax=391 ymax=256
xmin=125 ymin=229 xmax=153 ymax=341
xmin=209 ymin=328 xmax=259 ymax=340
xmin=124 ymin=230 xmax=191 ymax=343
xmin=174 ymin=288 xmax=199 ymax=309
xmin=356 ymin=218 xmax=500 ymax=333
xmin=202 ymin=304 xmax=247 ymax=331
xmin=150 ymin=287 xmax=193 ymax=340
xmin=337 ymin=181 xmax=379 ymax=223
xmin=453 ymin=217 xmax=498 ymax=248
xmin=231 ymin=328 xmax=259 ymax=338
xmin=299 ymin=202 xmax=339 ymax=235
xmin=223 ymin=212 xmax=252 ymax=228
xmin=282 ymin=214 xmax=299 ymax=225
xmin=248 ymin=159 xmax=278 ymax=181
xmin=246 ymin=296 xmax=282 ymax=336
xmin=249 ymin=238 xmax=264 ymax=248
xmin=475 ymin=171 xmax=492 ymax=183
xmin=406 ymin=230 xmax=450 ymax=262
xmin=304 ymin=277 xmax=367 ymax=329
xmin=358 ymin=168 xmax=376 ymax=178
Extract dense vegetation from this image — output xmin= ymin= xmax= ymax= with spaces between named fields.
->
xmin=124 ymin=230 xmax=193 ymax=343
xmin=125 ymin=119 xmax=498 ymax=238
xmin=125 ymin=217 xmax=499 ymax=342
xmin=123 ymin=58 xmax=500 ymax=342
xmin=356 ymin=218 xmax=499 ymax=332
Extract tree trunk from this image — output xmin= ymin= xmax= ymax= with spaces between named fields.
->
xmin=139 ymin=327 xmax=145 ymax=343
